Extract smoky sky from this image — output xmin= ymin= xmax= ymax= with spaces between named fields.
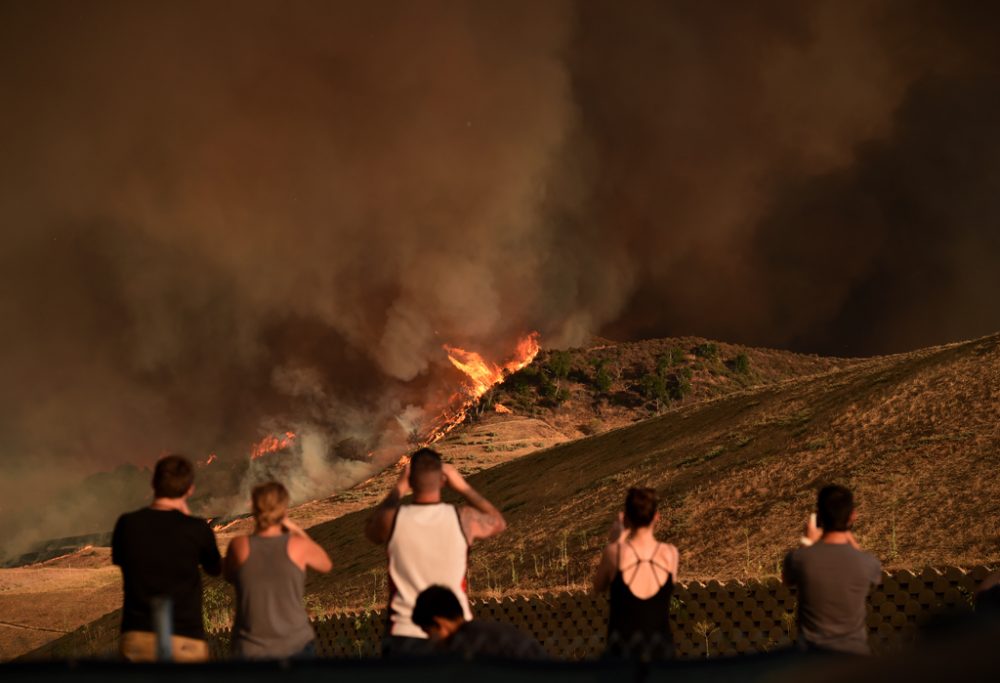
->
xmin=2 ymin=1 xmax=1000 ymax=532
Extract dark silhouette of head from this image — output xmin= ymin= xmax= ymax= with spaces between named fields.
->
xmin=624 ymin=487 xmax=658 ymax=528
xmin=152 ymin=454 xmax=195 ymax=499
xmin=412 ymin=585 xmax=465 ymax=639
xmin=409 ymin=447 xmax=444 ymax=496
xmin=817 ymin=484 xmax=855 ymax=531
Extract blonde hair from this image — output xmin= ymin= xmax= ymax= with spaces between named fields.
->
xmin=252 ymin=481 xmax=289 ymax=529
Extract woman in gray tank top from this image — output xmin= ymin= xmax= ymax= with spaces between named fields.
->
xmin=223 ymin=481 xmax=333 ymax=658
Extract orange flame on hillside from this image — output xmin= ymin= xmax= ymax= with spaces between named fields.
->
xmin=444 ymin=332 xmax=540 ymax=401
xmin=424 ymin=332 xmax=540 ymax=443
xmin=202 ymin=453 xmax=217 ymax=466
xmin=250 ymin=431 xmax=297 ymax=460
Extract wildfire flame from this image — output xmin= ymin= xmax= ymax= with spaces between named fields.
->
xmin=423 ymin=332 xmax=540 ymax=443
xmin=250 ymin=431 xmax=297 ymax=460
xmin=494 ymin=403 xmax=512 ymax=414
xmin=443 ymin=332 xmax=540 ymax=401
xmin=203 ymin=453 xmax=217 ymax=466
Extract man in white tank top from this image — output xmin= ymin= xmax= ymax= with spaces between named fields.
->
xmin=365 ymin=448 xmax=507 ymax=657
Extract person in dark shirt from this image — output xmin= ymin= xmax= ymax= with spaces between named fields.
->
xmin=111 ymin=454 xmax=222 ymax=662
xmin=412 ymin=585 xmax=548 ymax=660
xmin=592 ymin=487 xmax=678 ymax=660
xmin=782 ymin=484 xmax=882 ymax=655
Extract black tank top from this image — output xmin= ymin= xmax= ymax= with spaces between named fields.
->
xmin=606 ymin=541 xmax=674 ymax=659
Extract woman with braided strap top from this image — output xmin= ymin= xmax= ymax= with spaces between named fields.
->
xmin=593 ymin=487 xmax=679 ymax=660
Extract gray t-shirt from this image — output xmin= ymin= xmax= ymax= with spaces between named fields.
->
xmin=783 ymin=542 xmax=882 ymax=654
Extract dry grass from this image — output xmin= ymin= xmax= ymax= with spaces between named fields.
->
xmin=306 ymin=333 xmax=1000 ymax=610
xmin=0 ymin=549 xmax=121 ymax=661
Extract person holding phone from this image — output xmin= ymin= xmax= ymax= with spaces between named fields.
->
xmin=593 ymin=487 xmax=679 ymax=659
xmin=782 ymin=484 xmax=882 ymax=654
xmin=224 ymin=481 xmax=332 ymax=659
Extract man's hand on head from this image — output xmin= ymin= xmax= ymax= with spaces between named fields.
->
xmin=441 ymin=463 xmax=470 ymax=495
xmin=804 ymin=513 xmax=822 ymax=544
xmin=281 ymin=517 xmax=304 ymax=536
xmin=395 ymin=461 xmax=412 ymax=498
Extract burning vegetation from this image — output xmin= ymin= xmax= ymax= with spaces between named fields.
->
xmin=422 ymin=332 xmax=541 ymax=444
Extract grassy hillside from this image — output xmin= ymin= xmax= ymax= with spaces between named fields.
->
xmin=304 ymin=332 xmax=1000 ymax=610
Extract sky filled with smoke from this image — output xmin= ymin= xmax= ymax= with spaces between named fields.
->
xmin=2 ymin=1 xmax=999 ymax=550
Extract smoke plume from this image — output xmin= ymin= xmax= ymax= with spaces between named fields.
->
xmin=2 ymin=1 xmax=999 ymax=552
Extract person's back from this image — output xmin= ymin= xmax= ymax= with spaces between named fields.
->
xmin=607 ymin=541 xmax=675 ymax=656
xmin=365 ymin=448 xmax=507 ymax=656
xmin=114 ymin=508 xmax=220 ymax=639
xmin=594 ymin=487 xmax=679 ymax=660
xmin=783 ymin=485 xmax=882 ymax=655
xmin=446 ymin=619 xmax=549 ymax=660
xmin=225 ymin=481 xmax=333 ymax=659
xmin=233 ymin=535 xmax=314 ymax=657
xmin=388 ymin=502 xmax=471 ymax=638
xmin=112 ymin=455 xmax=221 ymax=662
xmin=785 ymin=542 xmax=881 ymax=653
xmin=412 ymin=585 xmax=548 ymax=661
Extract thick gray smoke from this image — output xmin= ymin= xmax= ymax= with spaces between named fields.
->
xmin=2 ymin=1 xmax=999 ymax=553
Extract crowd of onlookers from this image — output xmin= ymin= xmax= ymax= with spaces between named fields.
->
xmin=110 ymin=450 xmax=999 ymax=662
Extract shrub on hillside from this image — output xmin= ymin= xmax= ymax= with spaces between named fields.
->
xmin=545 ymin=350 xmax=573 ymax=382
xmin=641 ymin=372 xmax=670 ymax=413
xmin=667 ymin=373 xmax=692 ymax=401
xmin=732 ymin=352 xmax=751 ymax=375
xmin=693 ymin=342 xmax=719 ymax=360
xmin=591 ymin=358 xmax=613 ymax=393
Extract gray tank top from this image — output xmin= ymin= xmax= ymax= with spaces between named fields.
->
xmin=233 ymin=535 xmax=314 ymax=658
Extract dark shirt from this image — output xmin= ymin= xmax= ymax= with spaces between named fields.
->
xmin=111 ymin=507 xmax=221 ymax=640
xmin=607 ymin=571 xmax=674 ymax=658
xmin=783 ymin=542 xmax=882 ymax=654
xmin=444 ymin=620 xmax=549 ymax=660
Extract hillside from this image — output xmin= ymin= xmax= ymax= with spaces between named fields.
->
xmin=470 ymin=336 xmax=851 ymax=438
xmin=303 ymin=332 xmax=1000 ymax=609
xmin=9 ymin=333 xmax=1000 ymax=660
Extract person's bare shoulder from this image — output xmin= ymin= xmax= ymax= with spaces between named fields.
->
xmin=657 ymin=542 xmax=679 ymax=566
xmin=227 ymin=535 xmax=251 ymax=562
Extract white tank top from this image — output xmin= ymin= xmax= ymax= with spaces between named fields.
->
xmin=387 ymin=502 xmax=472 ymax=638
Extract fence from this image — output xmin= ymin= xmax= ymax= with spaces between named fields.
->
xmin=23 ymin=565 xmax=996 ymax=661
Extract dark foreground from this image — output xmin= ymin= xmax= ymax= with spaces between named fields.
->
xmin=5 ymin=619 xmax=1000 ymax=683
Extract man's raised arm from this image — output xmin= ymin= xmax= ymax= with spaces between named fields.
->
xmin=365 ymin=463 xmax=410 ymax=544
xmin=444 ymin=464 xmax=507 ymax=543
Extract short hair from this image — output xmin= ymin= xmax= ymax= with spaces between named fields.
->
xmin=817 ymin=484 xmax=854 ymax=531
xmin=624 ymin=487 xmax=658 ymax=528
xmin=412 ymin=585 xmax=464 ymax=630
xmin=409 ymin=448 xmax=443 ymax=493
xmin=252 ymin=481 xmax=290 ymax=529
xmin=152 ymin=455 xmax=195 ymax=498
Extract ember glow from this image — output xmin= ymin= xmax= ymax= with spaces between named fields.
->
xmin=424 ymin=332 xmax=540 ymax=443
xmin=250 ymin=431 xmax=297 ymax=460
xmin=203 ymin=453 xmax=217 ymax=466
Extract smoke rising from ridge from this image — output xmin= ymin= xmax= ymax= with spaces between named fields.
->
xmin=2 ymin=1 xmax=1000 ymax=550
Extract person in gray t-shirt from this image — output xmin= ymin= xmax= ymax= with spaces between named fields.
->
xmin=783 ymin=485 xmax=882 ymax=655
